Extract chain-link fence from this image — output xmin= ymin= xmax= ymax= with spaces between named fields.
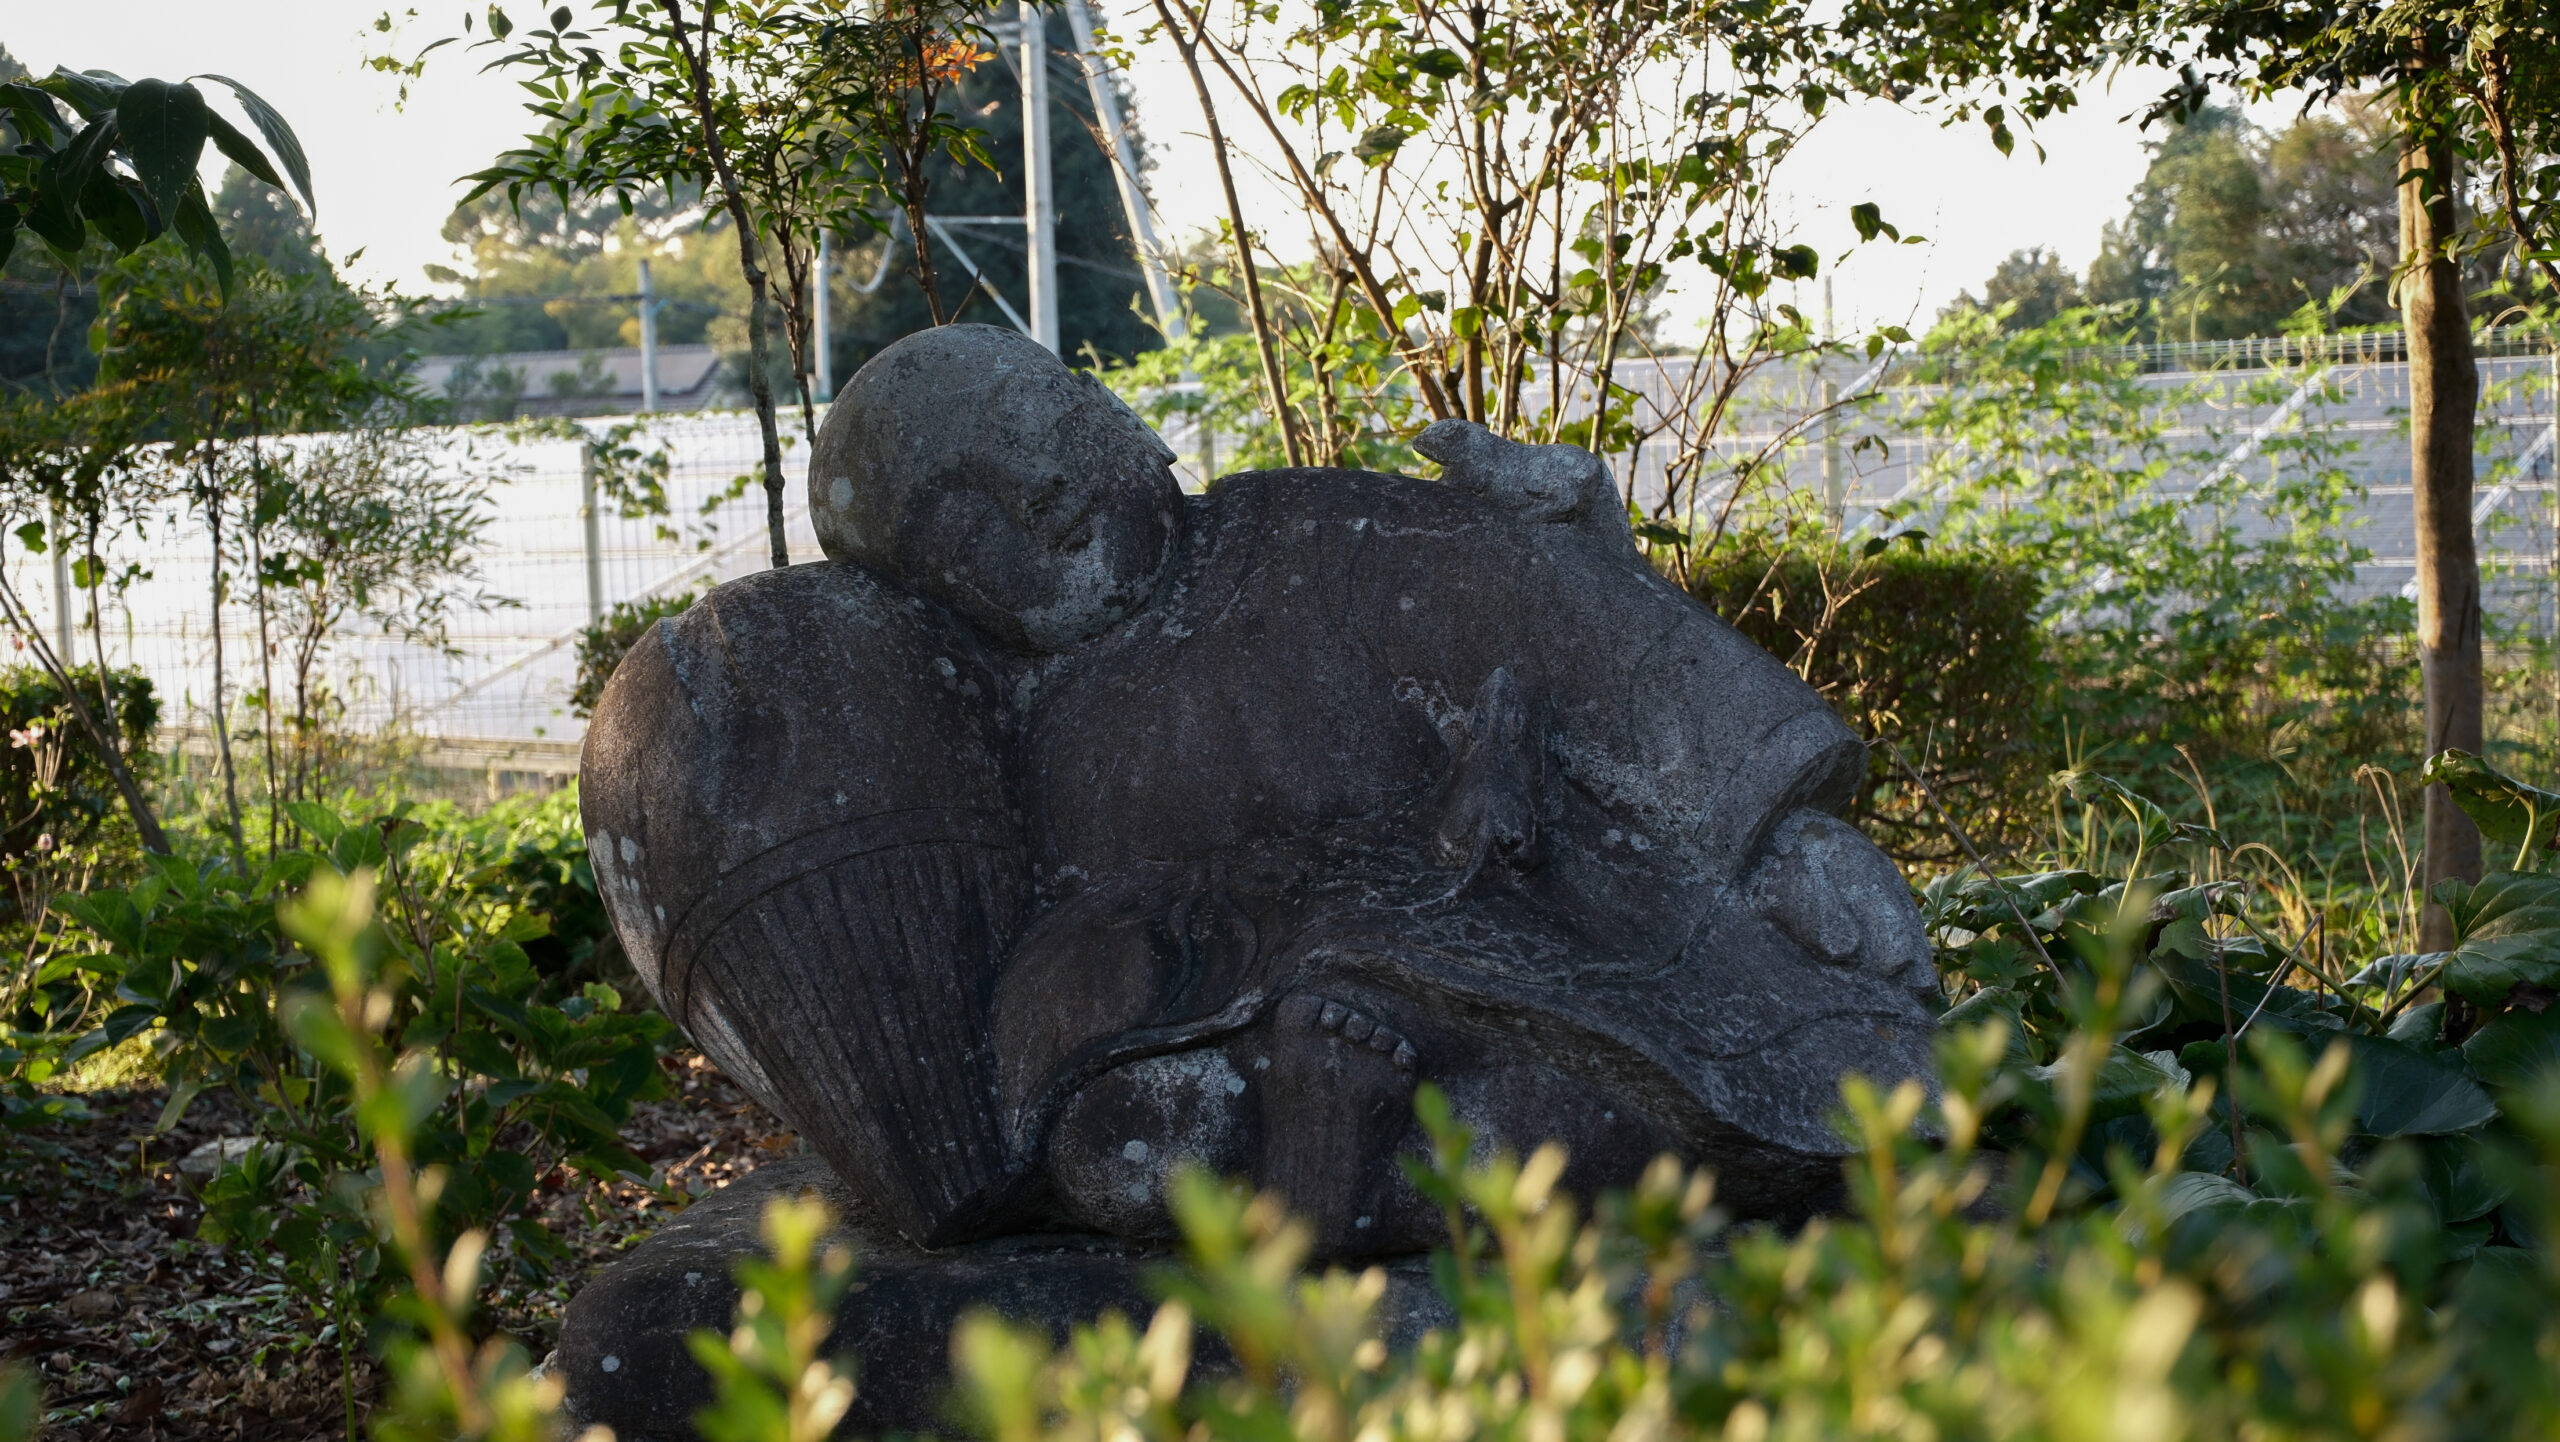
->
xmin=4 ymin=334 xmax=2552 ymax=772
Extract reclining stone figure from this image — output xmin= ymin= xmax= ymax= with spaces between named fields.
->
xmin=579 ymin=324 xmax=1937 ymax=1256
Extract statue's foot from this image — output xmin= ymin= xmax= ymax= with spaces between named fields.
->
xmin=1255 ymin=989 xmax=1438 ymax=1254
xmin=1312 ymin=995 xmax=1419 ymax=1074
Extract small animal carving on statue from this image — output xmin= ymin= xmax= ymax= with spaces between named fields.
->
xmin=580 ymin=325 xmax=1937 ymax=1255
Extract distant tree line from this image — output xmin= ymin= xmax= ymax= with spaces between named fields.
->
xmin=1947 ymin=100 xmax=2535 ymax=342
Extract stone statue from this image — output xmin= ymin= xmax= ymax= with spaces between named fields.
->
xmin=563 ymin=325 xmax=1935 ymax=1427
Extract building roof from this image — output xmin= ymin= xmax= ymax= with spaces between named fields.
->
xmin=412 ymin=344 xmax=729 ymax=417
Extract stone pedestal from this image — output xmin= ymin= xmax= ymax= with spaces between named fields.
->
xmin=554 ymin=1160 xmax=1450 ymax=1439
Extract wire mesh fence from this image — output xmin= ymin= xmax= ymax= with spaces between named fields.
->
xmin=4 ymin=335 xmax=2552 ymax=765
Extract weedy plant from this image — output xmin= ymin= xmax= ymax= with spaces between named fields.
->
xmin=1 ymin=791 xmax=671 ymax=1436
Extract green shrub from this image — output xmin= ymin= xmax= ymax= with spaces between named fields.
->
xmin=13 ymin=795 xmax=672 ymax=1381
xmin=570 ymin=592 xmax=697 ymax=719
xmin=1689 ymin=530 xmax=2046 ymax=863
xmin=0 ymin=662 xmax=155 ymax=873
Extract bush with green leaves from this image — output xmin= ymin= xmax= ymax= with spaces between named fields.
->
xmin=1895 ymin=305 xmax=2418 ymax=862
xmin=0 ymin=788 xmax=672 ymax=1429
xmin=931 ymin=752 xmax=2560 ymax=1442
xmin=571 ymin=591 xmax=700 ymax=720
xmin=1688 ymin=526 xmax=2045 ymax=865
xmin=0 ymin=661 xmax=154 ymax=873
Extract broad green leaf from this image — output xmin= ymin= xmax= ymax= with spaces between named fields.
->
xmin=0 ymin=82 xmax=67 ymax=146
xmin=282 ymin=800 xmax=348 ymax=843
xmin=196 ymin=1011 xmax=260 ymax=1056
xmin=2416 ymin=1132 xmax=2511 ymax=1225
xmin=1353 ymin=124 xmax=1407 ymax=162
xmin=77 ymin=168 xmax=154 ymax=253
xmin=2464 ymin=1007 xmax=2560 ymax=1099
xmin=1849 ymin=200 xmax=1899 ymax=243
xmin=2346 ymin=1034 xmax=2496 ymax=1137
xmin=39 ymin=67 xmax=130 ymax=119
xmin=2155 ymin=1168 xmax=2254 ymax=1224
xmin=194 ymin=74 xmax=313 ymax=213
xmin=170 ymin=178 xmax=233 ymax=300
xmin=1924 ymin=867 xmax=2102 ymax=932
xmin=202 ymin=110 xmax=288 ymax=196
xmin=154 ymin=1078 xmax=206 ymax=1135
xmin=116 ymin=77 xmax=210 ymax=221
xmin=2387 ymin=1000 xmax=2446 ymax=1046
xmin=20 ymin=163 xmax=84 ymax=258
xmin=2434 ymin=870 xmax=2560 ymax=1006
xmin=54 ymin=114 xmax=120 ymax=194
xmin=2422 ymin=749 xmax=2560 ymax=869
xmin=2029 ymin=1045 xmax=2188 ymax=1122
xmin=2346 ymin=952 xmax=2443 ymax=994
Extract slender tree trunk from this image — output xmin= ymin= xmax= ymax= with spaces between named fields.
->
xmin=897 ymin=100 xmax=950 ymax=326
xmin=665 ymin=0 xmax=793 ymax=569
xmin=247 ymin=430 xmax=281 ymax=855
xmin=202 ymin=456 xmax=249 ymax=875
xmin=2401 ymin=117 xmax=2483 ymax=949
xmin=1151 ymin=0 xmax=1305 ymax=466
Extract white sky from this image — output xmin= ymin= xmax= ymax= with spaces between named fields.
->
xmin=5 ymin=2 xmax=2299 ymax=341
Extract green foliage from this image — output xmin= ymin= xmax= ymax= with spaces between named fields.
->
xmin=2102 ymin=105 xmax=2400 ymax=339
xmin=1687 ymin=527 xmax=2045 ymax=863
xmin=0 ymin=66 xmax=309 ymax=298
xmin=1896 ymin=305 xmax=2416 ymax=859
xmin=1112 ymin=315 xmax=1425 ymax=477
xmin=687 ymin=1195 xmax=861 ymax=1442
xmin=572 ymin=590 xmax=699 ymax=719
xmin=955 ymin=1041 xmax=2560 ymax=1442
xmin=0 ymin=662 xmax=154 ymax=872
xmin=26 ymin=795 xmax=671 ymax=1347
xmin=277 ymin=867 xmax=587 ymax=1442
xmin=945 ymin=758 xmax=2560 ymax=1442
xmin=1950 ymin=106 xmax=2406 ymax=342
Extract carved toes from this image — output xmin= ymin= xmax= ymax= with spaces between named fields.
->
xmin=1309 ymin=995 xmax=1417 ymax=1074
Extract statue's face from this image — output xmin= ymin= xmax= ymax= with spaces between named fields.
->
xmin=912 ymin=379 xmax=1183 ymax=653
xmin=813 ymin=326 xmax=1184 ymax=654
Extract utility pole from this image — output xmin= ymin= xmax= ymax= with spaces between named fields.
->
xmin=1821 ymin=278 xmax=1843 ymax=532
xmin=1063 ymin=0 xmax=1184 ymax=342
xmin=581 ymin=440 xmax=605 ymax=626
xmin=638 ymin=258 xmax=661 ymax=414
xmin=46 ymin=504 xmax=71 ymax=659
xmin=815 ymin=232 xmax=835 ymax=402
xmin=1020 ymin=0 xmax=1060 ymax=353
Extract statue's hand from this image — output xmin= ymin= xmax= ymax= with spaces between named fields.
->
xmin=1427 ymin=667 xmax=1543 ymax=892
xmin=1414 ymin=419 xmax=1622 ymax=533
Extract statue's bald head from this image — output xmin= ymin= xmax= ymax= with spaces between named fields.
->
xmin=810 ymin=324 xmax=1184 ymax=653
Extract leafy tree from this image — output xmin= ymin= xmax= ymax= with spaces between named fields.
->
xmin=404 ymin=0 xmax=1003 ymax=567
xmin=0 ymin=67 xmax=311 ymax=297
xmin=1831 ymin=0 xmax=2552 ymax=927
xmin=1945 ymin=246 xmax=2087 ymax=331
xmin=1122 ymin=0 xmax=1905 ymax=531
xmin=209 ymin=162 xmax=326 ymax=276
xmin=88 ymin=250 xmax=448 ymax=864
xmin=2082 ymin=103 xmax=2401 ymax=339
xmin=426 ymin=185 xmax=729 ymax=358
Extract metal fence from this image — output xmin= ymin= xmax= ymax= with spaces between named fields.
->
xmin=4 ymin=334 xmax=2553 ymax=766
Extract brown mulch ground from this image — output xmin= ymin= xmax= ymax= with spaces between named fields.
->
xmin=0 ymin=1053 xmax=790 ymax=1440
